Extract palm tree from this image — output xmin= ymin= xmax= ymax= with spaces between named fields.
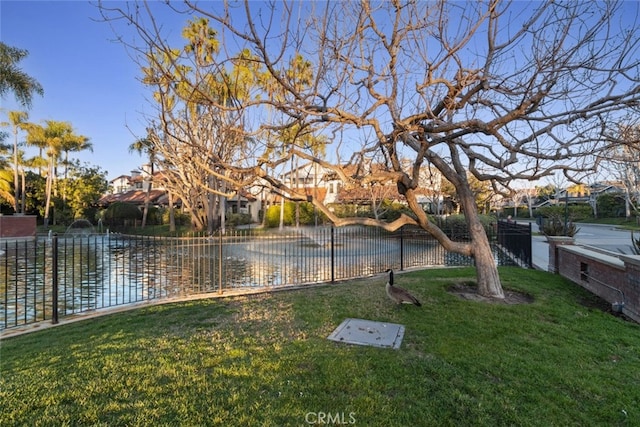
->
xmin=15 ymin=149 xmax=36 ymax=214
xmin=60 ymin=133 xmax=91 ymax=206
xmin=3 ymin=111 xmax=29 ymax=212
xmin=0 ymin=42 xmax=43 ymax=108
xmin=25 ymin=121 xmax=86 ymax=226
xmin=0 ymin=169 xmax=14 ymax=206
xmin=129 ymin=131 xmax=156 ymax=228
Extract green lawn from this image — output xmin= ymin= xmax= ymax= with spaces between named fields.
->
xmin=1 ymin=267 xmax=639 ymax=426
xmin=575 ymin=217 xmax=640 ymax=230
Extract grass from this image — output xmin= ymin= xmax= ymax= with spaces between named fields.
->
xmin=577 ymin=217 xmax=640 ymax=230
xmin=1 ymin=267 xmax=639 ymax=426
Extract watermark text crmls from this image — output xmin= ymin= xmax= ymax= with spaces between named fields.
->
xmin=305 ymin=411 xmax=356 ymax=425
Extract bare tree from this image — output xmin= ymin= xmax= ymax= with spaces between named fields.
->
xmin=600 ymin=125 xmax=640 ymax=217
xmin=99 ymin=1 xmax=640 ymax=298
xmin=523 ymin=188 xmax=538 ymax=219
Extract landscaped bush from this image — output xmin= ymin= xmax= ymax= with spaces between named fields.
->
xmin=596 ymin=193 xmax=626 ymax=218
xmin=378 ymin=200 xmax=415 ymax=222
xmin=161 ymin=208 xmax=190 ymax=226
xmin=226 ymin=213 xmax=253 ymax=227
xmin=541 ymin=217 xmax=579 ymax=237
xmin=264 ymin=202 xmax=327 ymax=227
xmin=432 ymin=214 xmax=494 ymax=240
xmin=536 ymin=204 xmax=592 ymax=221
xmin=264 ymin=202 xmax=295 ymax=227
xmin=505 ymin=206 xmax=532 ymax=218
xmin=102 ymin=202 xmax=142 ymax=227
xmin=331 ymin=203 xmax=367 ymax=218
xmin=143 ymin=206 xmax=162 ymax=225
xmin=330 ymin=201 xmax=414 ymax=222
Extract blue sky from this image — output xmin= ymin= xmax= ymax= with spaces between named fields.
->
xmin=1 ymin=0 xmax=157 ymax=180
xmin=3 ymin=1 xmax=639 ymax=187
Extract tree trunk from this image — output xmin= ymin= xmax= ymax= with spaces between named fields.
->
xmin=625 ymin=193 xmax=632 ymax=218
xmin=207 ymin=175 xmax=215 ymax=234
xmin=13 ymin=134 xmax=19 ymax=213
xmin=142 ymin=181 xmax=151 ymax=228
xmin=461 ymin=190 xmax=505 ymax=299
xmin=220 ymin=194 xmax=226 ymax=235
xmin=44 ymin=161 xmax=54 ymax=227
xmin=279 ymin=197 xmax=285 ymax=230
xmin=470 ymin=223 xmax=504 ymax=299
xmin=168 ymin=192 xmax=175 ymax=232
xmin=141 ymin=164 xmax=154 ymax=228
xmin=20 ymin=169 xmax=26 ymax=214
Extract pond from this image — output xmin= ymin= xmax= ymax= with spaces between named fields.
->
xmin=0 ymin=226 xmax=517 ymax=329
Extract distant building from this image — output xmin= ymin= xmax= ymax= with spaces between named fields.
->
xmin=103 ymin=161 xmax=446 ymax=223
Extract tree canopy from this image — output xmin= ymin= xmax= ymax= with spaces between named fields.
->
xmin=98 ymin=0 xmax=640 ymax=298
xmin=0 ymin=42 xmax=43 ymax=108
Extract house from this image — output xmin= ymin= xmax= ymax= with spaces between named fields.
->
xmin=227 ymin=189 xmax=263 ymax=223
xmin=107 ymin=164 xmax=162 ymax=194
xmin=109 ymin=174 xmax=136 ymax=194
xmin=103 ymin=160 xmax=446 ymax=224
xmin=278 ymin=161 xmax=444 ymax=213
xmin=98 ymin=189 xmax=167 ymax=207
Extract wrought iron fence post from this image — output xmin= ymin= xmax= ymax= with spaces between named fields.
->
xmin=218 ymin=231 xmax=223 ymax=294
xmin=51 ymin=233 xmax=59 ymax=324
xmin=330 ymin=225 xmax=335 ymax=282
xmin=400 ymin=227 xmax=404 ymax=271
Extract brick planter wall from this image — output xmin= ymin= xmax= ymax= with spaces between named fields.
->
xmin=0 ymin=215 xmax=36 ymax=238
xmin=556 ymin=244 xmax=640 ymax=323
xmin=547 ymin=236 xmax=575 ymax=273
xmin=621 ymin=256 xmax=640 ymax=321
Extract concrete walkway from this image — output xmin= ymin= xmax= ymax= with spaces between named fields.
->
xmin=526 ymin=221 xmax=637 ymax=271
xmin=532 ymin=235 xmax=550 ymax=271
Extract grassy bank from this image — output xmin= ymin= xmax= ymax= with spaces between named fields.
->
xmin=1 ymin=267 xmax=639 ymax=426
xmin=577 ymin=217 xmax=640 ymax=230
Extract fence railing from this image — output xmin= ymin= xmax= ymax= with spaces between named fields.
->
xmin=1 ymin=225 xmax=522 ymax=330
xmin=496 ymin=220 xmax=532 ymax=268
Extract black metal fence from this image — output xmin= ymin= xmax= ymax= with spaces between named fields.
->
xmin=496 ymin=220 xmax=532 ymax=268
xmin=1 ymin=225 xmax=523 ymax=331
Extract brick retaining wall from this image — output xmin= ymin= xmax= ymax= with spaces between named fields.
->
xmin=550 ymin=237 xmax=640 ymax=323
xmin=0 ymin=215 xmax=36 ymax=238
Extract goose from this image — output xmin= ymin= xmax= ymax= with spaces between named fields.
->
xmin=385 ymin=269 xmax=421 ymax=306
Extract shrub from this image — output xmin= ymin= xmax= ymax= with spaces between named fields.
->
xmin=142 ymin=206 xmax=162 ymax=225
xmin=536 ymin=204 xmax=592 ymax=221
xmin=227 ymin=213 xmax=253 ymax=227
xmin=264 ymin=202 xmax=327 ymax=227
xmin=264 ymin=202 xmax=294 ymax=227
xmin=596 ymin=193 xmax=626 ymax=218
xmin=500 ymin=206 xmax=532 ymax=218
xmin=541 ymin=217 xmax=579 ymax=237
xmin=161 ymin=209 xmax=190 ymax=226
xmin=432 ymin=214 xmax=494 ymax=241
xmin=102 ymin=202 xmax=142 ymax=227
xmin=378 ymin=200 xmax=415 ymax=221
xmin=332 ymin=204 xmax=368 ymax=219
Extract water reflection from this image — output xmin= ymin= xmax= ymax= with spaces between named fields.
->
xmin=1 ymin=227 xmax=517 ymax=329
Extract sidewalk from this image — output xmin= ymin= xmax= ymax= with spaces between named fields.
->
xmin=525 ymin=220 xmax=637 ymax=272
xmin=504 ymin=219 xmax=549 ymax=271
xmin=532 ymin=235 xmax=549 ymax=271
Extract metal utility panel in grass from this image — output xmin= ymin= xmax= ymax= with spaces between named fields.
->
xmin=327 ymin=318 xmax=405 ymax=349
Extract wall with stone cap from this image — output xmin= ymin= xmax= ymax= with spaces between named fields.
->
xmin=0 ymin=215 xmax=36 ymax=238
xmin=555 ymin=243 xmax=640 ymax=323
